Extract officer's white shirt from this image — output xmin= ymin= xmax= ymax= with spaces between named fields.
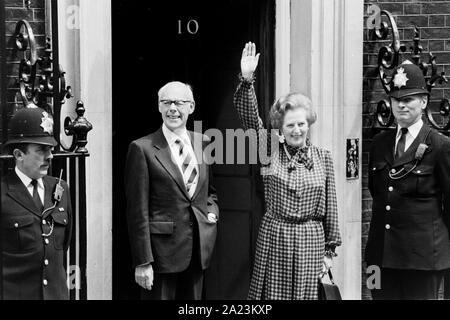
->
xmin=395 ymin=119 xmax=423 ymax=153
xmin=15 ymin=166 xmax=44 ymax=205
xmin=162 ymin=123 xmax=199 ymax=194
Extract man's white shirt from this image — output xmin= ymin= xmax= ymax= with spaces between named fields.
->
xmin=395 ymin=119 xmax=423 ymax=153
xmin=15 ymin=166 xmax=44 ymax=205
xmin=162 ymin=124 xmax=199 ymax=195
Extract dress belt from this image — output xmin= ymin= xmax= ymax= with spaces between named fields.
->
xmin=266 ymin=211 xmax=322 ymax=225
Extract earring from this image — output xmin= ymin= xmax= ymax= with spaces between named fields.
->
xmin=277 ymin=132 xmax=285 ymax=144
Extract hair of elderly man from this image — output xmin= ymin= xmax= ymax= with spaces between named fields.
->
xmin=269 ymin=92 xmax=317 ymax=130
xmin=157 ymin=81 xmax=195 ymax=101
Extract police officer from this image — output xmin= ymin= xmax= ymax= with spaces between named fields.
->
xmin=1 ymin=107 xmax=72 ymax=300
xmin=366 ymin=61 xmax=450 ymax=299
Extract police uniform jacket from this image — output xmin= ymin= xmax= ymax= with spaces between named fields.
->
xmin=365 ymin=125 xmax=450 ymax=270
xmin=1 ymin=171 xmax=72 ymax=300
xmin=125 ymin=128 xmax=219 ymax=273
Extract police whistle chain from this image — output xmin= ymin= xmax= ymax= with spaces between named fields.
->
xmin=41 ymin=170 xmax=65 ymax=237
xmin=389 ymin=143 xmax=429 ymax=180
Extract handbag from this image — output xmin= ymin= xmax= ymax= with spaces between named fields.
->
xmin=318 ymin=269 xmax=342 ymax=300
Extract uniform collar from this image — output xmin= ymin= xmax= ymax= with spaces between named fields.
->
xmin=15 ymin=166 xmax=44 ymax=189
xmin=396 ymin=119 xmax=423 ymax=140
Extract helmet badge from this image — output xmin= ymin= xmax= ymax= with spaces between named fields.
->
xmin=393 ymin=67 xmax=409 ymax=89
xmin=40 ymin=111 xmax=54 ymax=135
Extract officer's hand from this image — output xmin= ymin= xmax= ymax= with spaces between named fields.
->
xmin=207 ymin=213 xmax=218 ymax=223
xmin=135 ymin=264 xmax=154 ymax=291
xmin=241 ymin=42 xmax=260 ymax=80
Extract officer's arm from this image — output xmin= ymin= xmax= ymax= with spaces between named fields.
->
xmin=437 ymin=138 xmax=450 ymax=231
xmin=63 ymin=181 xmax=73 ymax=252
xmin=368 ymin=137 xmax=376 ymax=197
xmin=125 ymin=141 xmax=154 ymax=268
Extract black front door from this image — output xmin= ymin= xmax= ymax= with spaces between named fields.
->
xmin=112 ymin=0 xmax=274 ymax=299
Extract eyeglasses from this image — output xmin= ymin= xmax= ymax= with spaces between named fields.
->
xmin=159 ymin=99 xmax=193 ymax=107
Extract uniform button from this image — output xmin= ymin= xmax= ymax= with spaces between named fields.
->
xmin=44 ymin=259 xmax=49 ymax=266
xmin=388 ymin=187 xmax=394 ymax=192
xmin=417 ymin=170 xmax=422 ymax=174
xmin=372 ymin=167 xmax=377 ymax=171
xmin=45 ymin=239 xmax=50 ymax=245
xmin=386 ymin=205 xmax=391 ymax=211
xmin=63 ymin=219 xmax=67 ymax=224
xmin=14 ymin=223 xmax=19 ymax=228
xmin=43 ymin=279 xmax=48 ymax=286
xmin=385 ymin=224 xmax=391 ymax=230
xmin=391 ymin=169 xmax=396 ymax=174
xmin=42 ymin=220 xmax=47 ymax=225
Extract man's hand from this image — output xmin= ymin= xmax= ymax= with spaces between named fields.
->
xmin=135 ymin=264 xmax=154 ymax=291
xmin=241 ymin=42 xmax=260 ymax=80
xmin=207 ymin=213 xmax=218 ymax=223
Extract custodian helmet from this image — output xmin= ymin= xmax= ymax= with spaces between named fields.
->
xmin=4 ymin=107 xmax=58 ymax=147
xmin=389 ymin=60 xmax=430 ymax=99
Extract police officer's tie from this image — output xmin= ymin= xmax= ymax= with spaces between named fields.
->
xmin=175 ymin=139 xmax=198 ymax=198
xmin=395 ymin=127 xmax=408 ymax=159
xmin=31 ymin=179 xmax=44 ymax=213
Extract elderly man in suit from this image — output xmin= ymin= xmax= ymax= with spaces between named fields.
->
xmin=1 ymin=107 xmax=72 ymax=300
xmin=366 ymin=61 xmax=450 ymax=299
xmin=125 ymin=81 xmax=219 ymax=300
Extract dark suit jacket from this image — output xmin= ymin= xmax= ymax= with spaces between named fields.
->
xmin=125 ymin=128 xmax=219 ymax=273
xmin=366 ymin=124 xmax=450 ymax=270
xmin=1 ymin=171 xmax=72 ymax=300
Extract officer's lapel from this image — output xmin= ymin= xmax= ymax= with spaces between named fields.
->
xmin=6 ymin=172 xmax=42 ymax=217
xmin=43 ymin=176 xmax=56 ymax=214
xmin=189 ymin=131 xmax=206 ymax=200
xmin=153 ymin=128 xmax=190 ymax=199
xmin=393 ymin=124 xmax=431 ymax=167
xmin=383 ymin=130 xmax=396 ymax=166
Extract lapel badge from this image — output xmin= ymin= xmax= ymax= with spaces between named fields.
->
xmin=59 ymin=207 xmax=65 ymax=212
xmin=393 ymin=67 xmax=409 ymax=89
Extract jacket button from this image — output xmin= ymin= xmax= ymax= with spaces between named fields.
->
xmin=14 ymin=223 xmax=19 ymax=228
xmin=43 ymin=279 xmax=48 ymax=286
xmin=44 ymin=259 xmax=49 ymax=266
xmin=372 ymin=167 xmax=376 ymax=171
xmin=189 ymin=222 xmax=193 ymax=227
xmin=391 ymin=169 xmax=396 ymax=174
xmin=42 ymin=220 xmax=47 ymax=225
xmin=416 ymin=170 xmax=421 ymax=174
xmin=385 ymin=224 xmax=391 ymax=230
xmin=45 ymin=239 xmax=49 ymax=245
xmin=386 ymin=205 xmax=391 ymax=211
xmin=388 ymin=187 xmax=393 ymax=192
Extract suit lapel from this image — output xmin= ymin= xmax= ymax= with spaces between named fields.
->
xmin=6 ymin=172 xmax=41 ymax=217
xmin=393 ymin=124 xmax=431 ymax=167
xmin=153 ymin=128 xmax=190 ymax=199
xmin=42 ymin=176 xmax=55 ymax=218
xmin=383 ymin=130 xmax=396 ymax=166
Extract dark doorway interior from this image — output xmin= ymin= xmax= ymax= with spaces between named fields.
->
xmin=112 ymin=0 xmax=274 ymax=299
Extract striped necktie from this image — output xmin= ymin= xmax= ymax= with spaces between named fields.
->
xmin=175 ymin=139 xmax=198 ymax=198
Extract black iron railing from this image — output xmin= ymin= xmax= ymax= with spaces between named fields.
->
xmin=371 ymin=10 xmax=450 ymax=134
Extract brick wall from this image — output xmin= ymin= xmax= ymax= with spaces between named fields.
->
xmin=1 ymin=0 xmax=46 ymax=144
xmin=363 ymin=0 xmax=450 ymax=300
